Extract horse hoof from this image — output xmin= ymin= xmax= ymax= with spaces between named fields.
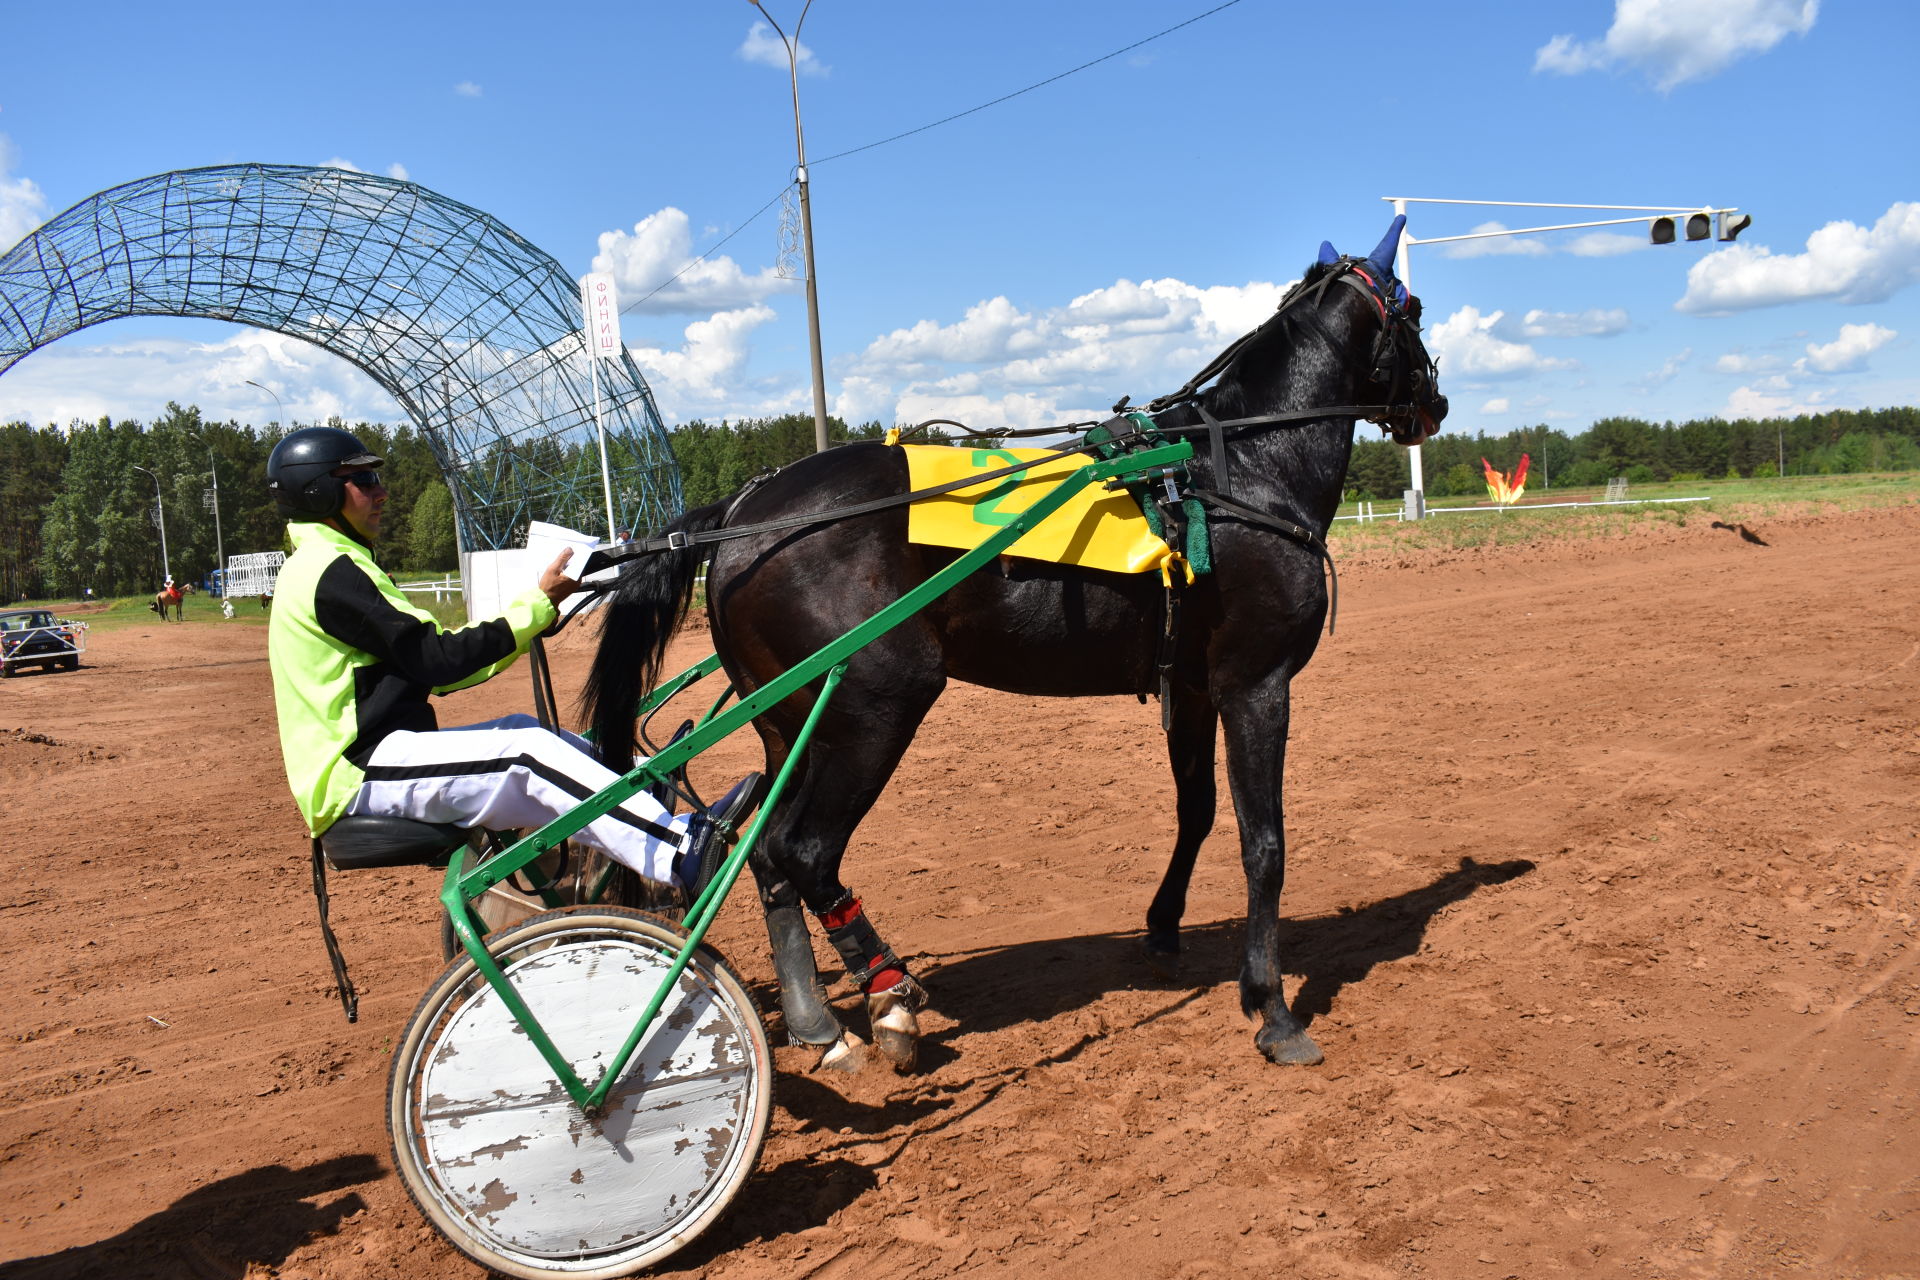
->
xmin=1144 ymin=945 xmax=1180 ymax=981
xmin=815 ymin=1029 xmax=868 ymax=1073
xmin=1257 ymin=1028 xmax=1324 ymax=1067
xmin=867 ymin=978 xmax=925 ymax=1071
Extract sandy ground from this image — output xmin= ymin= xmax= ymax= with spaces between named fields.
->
xmin=2 ymin=501 xmax=1917 ymax=1280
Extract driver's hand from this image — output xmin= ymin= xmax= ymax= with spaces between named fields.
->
xmin=539 ymin=549 xmax=583 ymax=608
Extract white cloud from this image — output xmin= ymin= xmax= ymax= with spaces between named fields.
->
xmin=1534 ymin=0 xmax=1818 ymax=91
xmin=625 ymin=306 xmax=779 ymax=419
xmin=1566 ymin=232 xmax=1647 ymax=258
xmin=1714 ymin=350 xmax=1785 ymax=375
xmin=835 ymin=275 xmax=1292 ymax=433
xmin=738 ymin=21 xmax=826 ymax=75
xmin=592 ymin=207 xmax=794 ymax=315
xmin=1480 ymin=398 xmax=1511 ymax=414
xmin=1722 ymin=378 xmax=1835 ymax=419
xmin=1427 ymin=306 xmax=1577 ymax=377
xmin=319 ymin=157 xmax=365 ymax=173
xmin=1440 ymin=222 xmax=1553 ymax=260
xmin=1677 ymin=202 xmax=1920 ymax=313
xmin=387 ymin=163 xmax=410 ymax=182
xmin=455 ymin=81 xmax=482 ymax=98
xmin=1797 ymin=322 xmax=1896 ymax=373
xmin=0 ymin=134 xmax=50 ymax=252
xmin=1520 ymin=308 xmax=1630 ymax=338
xmin=1635 ymin=347 xmax=1692 ymax=390
xmin=0 ymin=327 xmax=403 ymax=428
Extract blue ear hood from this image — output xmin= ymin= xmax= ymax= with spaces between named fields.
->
xmin=1367 ymin=214 xmax=1407 ymax=277
xmin=1317 ymin=240 xmax=1339 ymax=265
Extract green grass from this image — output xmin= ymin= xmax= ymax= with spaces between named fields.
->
xmin=15 ymin=570 xmax=468 ymax=632
xmin=1329 ymin=471 xmax=1920 ymax=552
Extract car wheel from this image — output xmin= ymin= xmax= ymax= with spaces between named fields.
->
xmin=60 ymin=657 xmax=78 ymax=670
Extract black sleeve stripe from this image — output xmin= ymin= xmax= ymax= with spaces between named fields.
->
xmin=362 ymin=754 xmax=682 ymax=846
xmin=313 ymin=555 xmax=519 ymax=687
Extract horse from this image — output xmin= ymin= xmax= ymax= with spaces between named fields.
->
xmin=152 ymin=581 xmax=195 ymax=621
xmin=585 ymin=217 xmax=1447 ymax=1069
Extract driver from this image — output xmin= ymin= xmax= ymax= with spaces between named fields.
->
xmin=264 ymin=426 xmax=751 ymax=896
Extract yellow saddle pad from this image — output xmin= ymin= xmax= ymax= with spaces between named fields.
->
xmin=900 ymin=444 xmax=1177 ymax=576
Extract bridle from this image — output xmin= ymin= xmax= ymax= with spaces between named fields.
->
xmin=1133 ymin=256 xmax=1441 ymax=451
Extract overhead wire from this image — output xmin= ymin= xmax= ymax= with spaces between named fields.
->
xmin=812 ymin=0 xmax=1247 ymax=167
xmin=622 ymin=0 xmax=1247 ymax=314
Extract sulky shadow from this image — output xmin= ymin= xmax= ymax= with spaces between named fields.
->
xmin=0 ymin=1154 xmax=381 ymax=1280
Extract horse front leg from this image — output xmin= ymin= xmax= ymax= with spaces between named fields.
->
xmin=1145 ymin=689 xmax=1220 ymax=976
xmin=750 ymin=851 xmax=864 ymax=1069
xmin=1221 ymin=677 xmax=1323 ymax=1066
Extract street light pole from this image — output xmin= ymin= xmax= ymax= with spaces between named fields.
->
xmin=133 ymin=465 xmax=171 ymax=584
xmin=750 ymin=0 xmax=832 ymax=454
xmin=204 ymin=447 xmax=225 ymax=597
xmin=245 ymin=379 xmax=286 ymax=432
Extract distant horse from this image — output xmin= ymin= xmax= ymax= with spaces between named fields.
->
xmin=152 ymin=582 xmax=195 ymax=621
xmin=587 ymin=218 xmax=1447 ymax=1069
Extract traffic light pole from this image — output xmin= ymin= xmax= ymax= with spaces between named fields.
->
xmin=1383 ymin=196 xmax=1750 ymax=517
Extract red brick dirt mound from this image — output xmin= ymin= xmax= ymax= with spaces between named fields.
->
xmin=3 ymin=502 xmax=1916 ymax=1279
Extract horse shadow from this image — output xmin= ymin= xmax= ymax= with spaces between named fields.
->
xmin=0 ymin=1154 xmax=380 ymax=1280
xmin=907 ymin=854 xmax=1536 ymax=1048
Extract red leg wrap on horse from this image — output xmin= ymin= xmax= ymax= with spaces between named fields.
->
xmin=817 ymin=895 xmax=907 ymax=994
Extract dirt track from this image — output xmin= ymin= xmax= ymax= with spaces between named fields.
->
xmin=3 ymin=502 xmax=1918 ymax=1280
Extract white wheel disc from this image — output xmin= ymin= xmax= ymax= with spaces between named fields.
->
xmin=392 ymin=912 xmax=771 ymax=1278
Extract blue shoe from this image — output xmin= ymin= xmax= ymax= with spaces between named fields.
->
xmin=672 ymin=773 xmax=764 ymax=901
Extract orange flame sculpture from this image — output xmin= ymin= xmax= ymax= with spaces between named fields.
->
xmin=1481 ymin=453 xmax=1530 ymax=505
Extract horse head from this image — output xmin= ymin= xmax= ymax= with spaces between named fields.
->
xmin=1315 ymin=215 xmax=1447 ymax=446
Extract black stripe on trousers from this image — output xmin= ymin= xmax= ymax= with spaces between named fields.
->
xmin=361 ymin=753 xmax=681 ymax=846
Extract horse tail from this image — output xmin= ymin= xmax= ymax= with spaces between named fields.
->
xmin=580 ymin=499 xmax=733 ymax=769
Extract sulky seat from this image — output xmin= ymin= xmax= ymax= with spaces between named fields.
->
xmin=320 ymin=814 xmax=469 ymax=870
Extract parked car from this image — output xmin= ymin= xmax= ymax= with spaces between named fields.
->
xmin=0 ymin=609 xmax=86 ymax=677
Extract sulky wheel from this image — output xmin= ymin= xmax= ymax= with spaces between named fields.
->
xmin=389 ymin=907 xmax=773 ymax=1278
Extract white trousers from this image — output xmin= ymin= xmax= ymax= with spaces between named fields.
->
xmin=343 ymin=713 xmax=690 ymax=883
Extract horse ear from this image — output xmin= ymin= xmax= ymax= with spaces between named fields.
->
xmin=1367 ymin=215 xmax=1407 ymax=276
xmin=1317 ymin=240 xmax=1339 ymax=265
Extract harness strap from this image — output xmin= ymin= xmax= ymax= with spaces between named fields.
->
xmin=310 ymin=838 xmax=359 ymax=1023
xmin=579 ymin=440 xmax=1102 ymax=578
xmin=1193 ymin=401 xmax=1231 ymax=497
xmin=1184 ymin=487 xmax=1340 ymax=637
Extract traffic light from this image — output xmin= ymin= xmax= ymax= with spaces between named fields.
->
xmin=1651 ymin=211 xmax=1751 ymax=244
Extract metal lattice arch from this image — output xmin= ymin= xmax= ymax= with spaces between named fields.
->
xmin=0 ymin=162 xmax=682 ymax=552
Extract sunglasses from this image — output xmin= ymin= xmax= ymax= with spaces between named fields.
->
xmin=339 ymin=470 xmax=386 ymax=491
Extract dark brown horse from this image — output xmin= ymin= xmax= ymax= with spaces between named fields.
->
xmin=586 ymin=218 xmax=1446 ymax=1068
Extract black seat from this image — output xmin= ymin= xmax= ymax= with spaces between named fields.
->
xmin=320 ymin=814 xmax=468 ymax=870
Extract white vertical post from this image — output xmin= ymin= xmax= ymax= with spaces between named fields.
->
xmin=580 ymin=271 xmax=622 ymax=543
xmin=1393 ymin=197 xmax=1426 ymax=516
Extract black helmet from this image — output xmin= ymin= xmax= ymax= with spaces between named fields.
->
xmin=267 ymin=427 xmax=384 ymax=520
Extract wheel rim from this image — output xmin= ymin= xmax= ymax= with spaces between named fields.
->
xmin=398 ymin=921 xmax=766 ymax=1271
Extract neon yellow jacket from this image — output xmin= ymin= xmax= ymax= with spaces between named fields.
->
xmin=268 ymin=521 xmax=556 ymax=835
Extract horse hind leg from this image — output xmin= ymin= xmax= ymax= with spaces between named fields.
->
xmin=1144 ymin=690 xmax=1220 ymax=977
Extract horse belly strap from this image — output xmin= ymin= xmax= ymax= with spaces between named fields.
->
xmin=817 ymin=896 xmax=908 ymax=993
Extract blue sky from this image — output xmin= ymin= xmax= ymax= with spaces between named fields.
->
xmin=2 ymin=0 xmax=1915 ymax=439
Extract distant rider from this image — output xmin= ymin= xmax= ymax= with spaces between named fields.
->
xmin=263 ymin=426 xmax=750 ymax=893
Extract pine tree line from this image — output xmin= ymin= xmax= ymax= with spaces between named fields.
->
xmin=6 ymin=403 xmax=1912 ymax=601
